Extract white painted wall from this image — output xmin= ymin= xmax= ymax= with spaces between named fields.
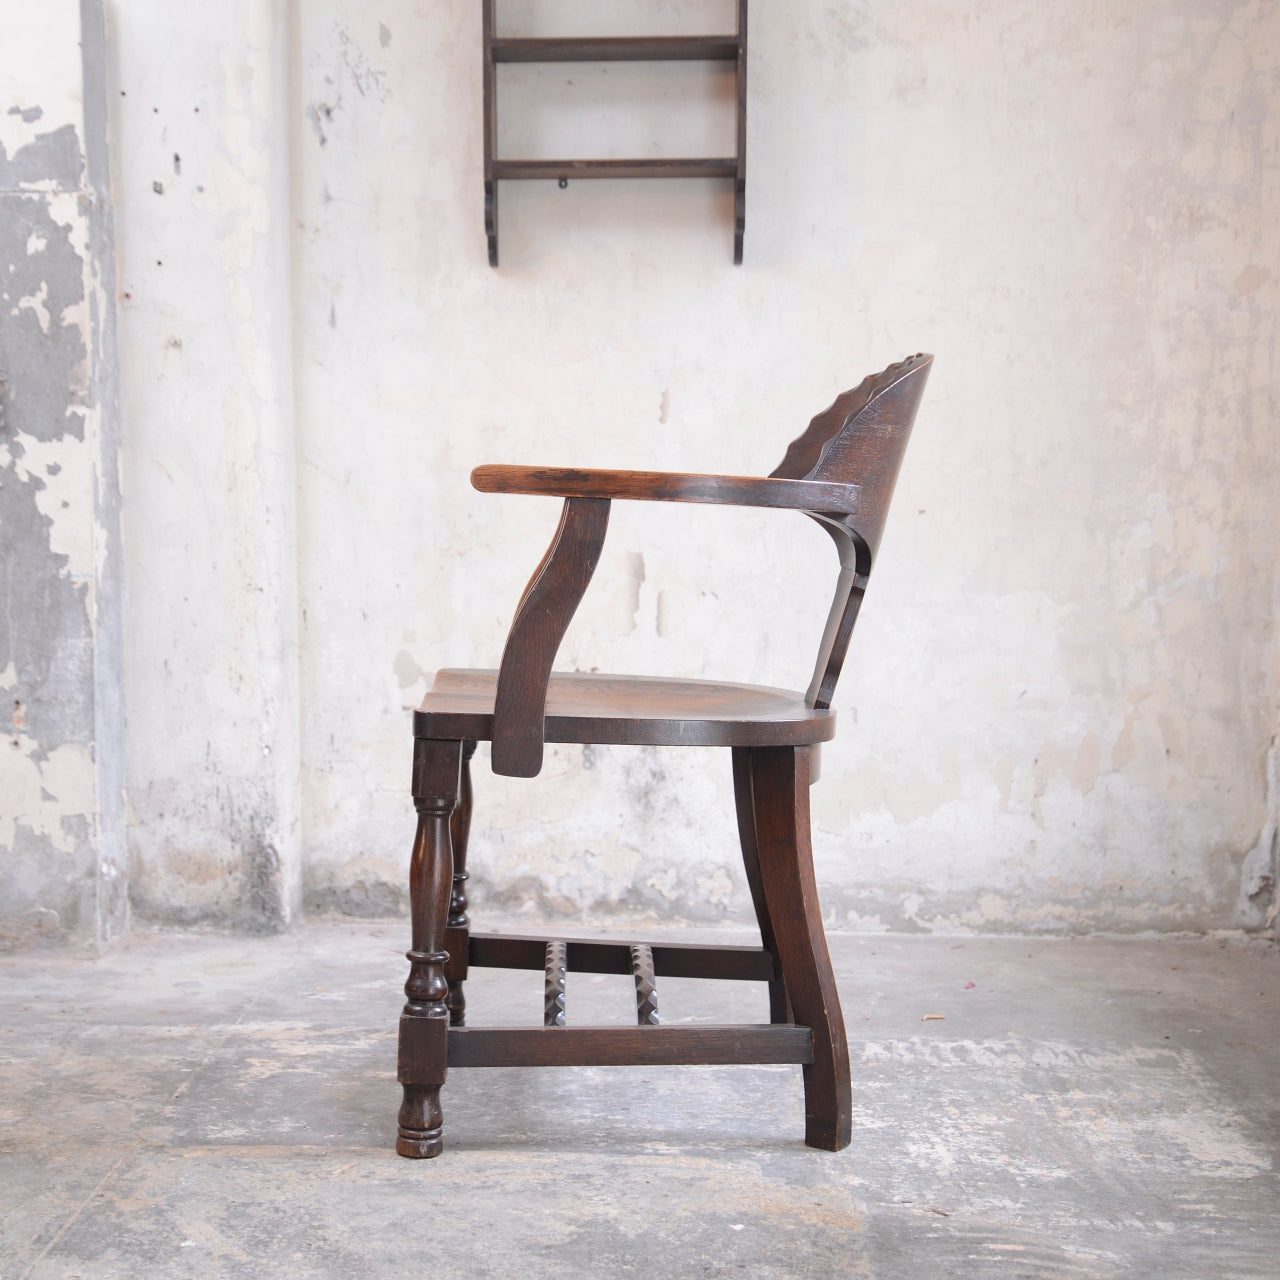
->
xmin=109 ymin=0 xmax=302 ymax=930
xmin=19 ymin=0 xmax=1274 ymax=941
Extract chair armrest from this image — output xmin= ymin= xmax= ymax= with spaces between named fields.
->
xmin=472 ymin=465 xmax=860 ymax=516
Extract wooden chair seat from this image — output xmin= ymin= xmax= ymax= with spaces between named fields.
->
xmin=415 ymin=668 xmax=838 ymax=749
xmin=394 ymin=354 xmax=933 ymax=1159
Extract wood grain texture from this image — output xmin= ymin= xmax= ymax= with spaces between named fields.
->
xmin=771 ymin=355 xmax=926 ymax=480
xmin=491 ymin=497 xmax=611 ymax=777
xmin=397 ymin=738 xmax=462 ymax=1159
xmin=417 ymin=670 xmax=837 ymax=750
xmin=472 ymin=465 xmax=859 ymax=514
xmin=749 ymin=745 xmax=851 ymax=1150
xmin=773 ymin=353 xmax=932 ymax=561
xmin=769 ymin=353 xmax=933 ymax=707
xmin=447 ymin=1025 xmax=813 ymax=1069
xmin=733 ymin=746 xmax=791 ymax=1024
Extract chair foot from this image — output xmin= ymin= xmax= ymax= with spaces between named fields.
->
xmin=803 ymin=1091 xmax=850 ymax=1152
xmin=397 ymin=1084 xmax=444 ymax=1158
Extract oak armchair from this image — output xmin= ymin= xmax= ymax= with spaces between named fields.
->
xmin=397 ymin=353 xmax=933 ymax=1157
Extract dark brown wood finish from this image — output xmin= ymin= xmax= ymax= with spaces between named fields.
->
xmin=469 ymin=933 xmax=776 ymax=982
xmin=444 ymin=740 xmax=477 ymax=1027
xmin=734 ymin=0 xmax=748 ymax=263
xmin=396 ymin=738 xmax=462 ymax=1158
xmin=771 ymin=354 xmax=932 ymax=556
xmin=732 ymin=746 xmax=791 ymax=1024
xmin=472 ymin=465 xmax=859 ymax=513
xmin=396 ymin=356 xmax=931 ymax=1157
xmin=492 ymin=158 xmax=737 ymax=181
xmin=448 ymin=1025 xmax=812 ymax=1069
xmin=771 ymin=353 xmax=933 ymax=707
xmin=482 ymin=0 xmax=498 ymax=266
xmin=471 ymin=356 xmax=928 ymax=768
xmin=748 ymin=745 xmax=851 ymax=1150
xmin=419 ymin=670 xmax=837 ymax=753
xmin=490 ymin=36 xmax=741 ymax=64
xmin=491 ymin=497 xmax=610 ymax=777
xmin=804 ymin=518 xmax=866 ymax=709
xmin=482 ymin=6 xmax=748 ymax=263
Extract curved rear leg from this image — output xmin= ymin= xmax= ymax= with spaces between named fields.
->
xmin=732 ymin=747 xmax=790 ymax=1024
xmin=748 ymin=745 xmax=851 ymax=1151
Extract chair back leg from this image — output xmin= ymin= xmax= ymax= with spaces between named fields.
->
xmin=732 ymin=747 xmax=792 ymax=1024
xmin=445 ymin=741 xmax=477 ymax=1027
xmin=747 ymin=744 xmax=852 ymax=1150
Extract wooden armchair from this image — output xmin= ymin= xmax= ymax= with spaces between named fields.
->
xmin=397 ymin=353 xmax=933 ymax=1157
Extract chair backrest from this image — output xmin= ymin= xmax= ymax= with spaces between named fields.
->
xmin=773 ymin=353 xmax=932 ymax=708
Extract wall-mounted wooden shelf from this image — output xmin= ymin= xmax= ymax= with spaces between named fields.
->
xmin=482 ymin=2 xmax=748 ymax=266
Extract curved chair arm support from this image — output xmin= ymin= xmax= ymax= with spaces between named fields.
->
xmin=473 ymin=465 xmax=860 ymax=516
xmin=805 ymin=517 xmax=872 ymax=710
xmin=491 ymin=496 xmax=612 ymax=777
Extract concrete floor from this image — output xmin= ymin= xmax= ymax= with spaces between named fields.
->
xmin=0 ymin=923 xmax=1276 ymax=1279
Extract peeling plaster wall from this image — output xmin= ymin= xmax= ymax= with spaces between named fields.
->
xmin=0 ymin=0 xmax=125 ymax=951
xmin=36 ymin=0 xmax=1273 ymax=941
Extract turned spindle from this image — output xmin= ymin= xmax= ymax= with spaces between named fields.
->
xmin=397 ymin=739 xmax=460 ymax=1159
xmin=630 ymin=943 xmax=660 ymax=1026
xmin=544 ymin=940 xmax=567 ymax=1027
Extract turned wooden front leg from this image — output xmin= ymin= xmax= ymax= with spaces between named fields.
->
xmin=445 ymin=741 xmax=477 ymax=1027
xmin=397 ymin=738 xmax=461 ymax=1159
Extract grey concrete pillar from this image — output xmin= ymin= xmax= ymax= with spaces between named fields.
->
xmin=111 ymin=0 xmax=302 ymax=932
